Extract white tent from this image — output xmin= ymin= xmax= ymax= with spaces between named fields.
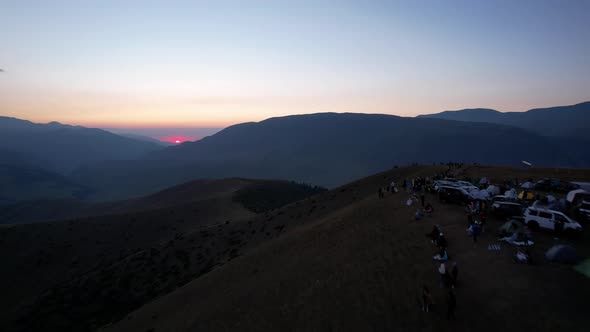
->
xmin=471 ymin=190 xmax=490 ymax=200
xmin=486 ymin=185 xmax=501 ymax=196
xmin=505 ymin=189 xmax=518 ymax=199
xmin=521 ymin=182 xmax=535 ymax=189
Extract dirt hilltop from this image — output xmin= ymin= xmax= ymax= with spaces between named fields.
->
xmin=101 ymin=165 xmax=590 ymax=332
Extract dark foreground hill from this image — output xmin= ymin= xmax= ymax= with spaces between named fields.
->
xmin=0 ymin=178 xmax=324 ymax=331
xmin=73 ymin=112 xmax=590 ymax=200
xmin=2 ymin=165 xmax=589 ymax=332
xmin=417 ymin=101 xmax=590 ymax=139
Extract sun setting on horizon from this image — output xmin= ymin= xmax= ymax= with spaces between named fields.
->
xmin=1 ymin=1 xmax=590 ymax=331
xmin=160 ymin=135 xmax=190 ymax=144
xmin=1 ymin=1 xmax=588 ymax=138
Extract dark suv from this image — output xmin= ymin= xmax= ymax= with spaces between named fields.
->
xmin=491 ymin=201 xmax=525 ymax=219
xmin=534 ymin=178 xmax=561 ymax=192
xmin=438 ymin=186 xmax=472 ymax=204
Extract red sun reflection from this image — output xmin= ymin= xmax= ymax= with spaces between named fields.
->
xmin=161 ymin=136 xmax=189 ymax=144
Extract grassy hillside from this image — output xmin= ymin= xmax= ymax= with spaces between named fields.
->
xmin=99 ymin=165 xmax=590 ymax=332
xmin=0 ymin=178 xmax=323 ymax=331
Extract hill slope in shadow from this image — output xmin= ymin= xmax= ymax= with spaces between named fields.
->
xmin=0 ymin=178 xmax=324 ymax=331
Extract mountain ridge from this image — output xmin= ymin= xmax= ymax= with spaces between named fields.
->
xmin=417 ymin=101 xmax=590 ymax=138
xmin=72 ymin=110 xmax=590 ymax=200
xmin=0 ymin=116 xmax=164 ymax=174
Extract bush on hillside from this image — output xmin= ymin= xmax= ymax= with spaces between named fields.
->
xmin=233 ymin=181 xmax=326 ymax=213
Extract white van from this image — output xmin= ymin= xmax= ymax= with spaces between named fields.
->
xmin=523 ymin=207 xmax=582 ymax=232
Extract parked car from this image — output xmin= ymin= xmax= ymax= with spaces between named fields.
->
xmin=491 ymin=195 xmax=518 ymax=203
xmin=456 ymin=181 xmax=478 ymax=190
xmin=523 ymin=207 xmax=582 ymax=233
xmin=570 ymin=182 xmax=590 ymax=192
xmin=438 ymin=186 xmax=472 ymax=205
xmin=491 ymin=201 xmax=525 ymax=219
xmin=534 ymin=178 xmax=561 ymax=192
xmin=433 ymin=180 xmax=454 ymax=191
xmin=578 ymin=200 xmax=590 ymax=222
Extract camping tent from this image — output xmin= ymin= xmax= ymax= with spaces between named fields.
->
xmin=518 ymin=191 xmax=535 ymax=200
xmin=521 ymin=182 xmax=535 ymax=189
xmin=486 ymin=185 xmax=501 ymax=196
xmin=471 ymin=189 xmax=490 ymax=200
xmin=505 ymin=189 xmax=518 ymax=199
xmin=545 ymin=245 xmax=579 ymax=264
xmin=574 ymin=259 xmax=590 ymax=279
xmin=498 ymin=220 xmax=524 ymax=235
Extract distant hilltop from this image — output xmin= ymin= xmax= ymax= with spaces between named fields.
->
xmin=417 ymin=101 xmax=590 ymax=138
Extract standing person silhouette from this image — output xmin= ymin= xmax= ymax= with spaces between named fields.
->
xmin=447 ymin=287 xmax=456 ymax=320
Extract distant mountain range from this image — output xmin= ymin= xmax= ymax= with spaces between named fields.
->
xmin=118 ymin=133 xmax=173 ymax=146
xmin=0 ymin=116 xmax=163 ymax=174
xmin=417 ymin=101 xmax=590 ymax=139
xmin=2 ymin=101 xmax=588 ymax=202
xmin=0 ymin=117 xmax=167 ymax=205
xmin=73 ymin=103 xmax=590 ymax=200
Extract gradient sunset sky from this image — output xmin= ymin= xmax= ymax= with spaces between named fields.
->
xmin=1 ymin=0 xmax=589 ymax=135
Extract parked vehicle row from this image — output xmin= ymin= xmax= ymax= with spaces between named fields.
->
xmin=432 ymin=178 xmax=590 ymax=233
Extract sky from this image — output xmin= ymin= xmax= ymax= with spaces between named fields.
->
xmin=1 ymin=0 xmax=589 ymax=141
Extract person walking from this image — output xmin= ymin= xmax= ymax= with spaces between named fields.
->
xmin=472 ymin=222 xmax=480 ymax=243
xmin=422 ymin=285 xmax=432 ymax=312
xmin=438 ymin=262 xmax=447 ymax=288
xmin=447 ymin=287 xmax=456 ymax=320
xmin=451 ymin=262 xmax=458 ymax=287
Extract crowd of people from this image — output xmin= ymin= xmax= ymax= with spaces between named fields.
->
xmin=378 ymin=169 xmax=549 ymax=321
xmin=379 ymin=165 xmax=580 ymax=321
xmin=377 ymin=174 xmax=459 ymax=320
